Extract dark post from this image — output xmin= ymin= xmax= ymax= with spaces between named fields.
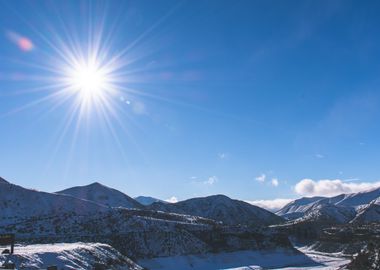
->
xmin=0 ymin=234 xmax=15 ymax=254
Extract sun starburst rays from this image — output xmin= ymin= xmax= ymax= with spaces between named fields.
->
xmin=0 ymin=1 xmax=195 ymax=176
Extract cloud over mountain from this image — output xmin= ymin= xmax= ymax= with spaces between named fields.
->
xmin=247 ymin=198 xmax=293 ymax=212
xmin=295 ymin=178 xmax=380 ymax=197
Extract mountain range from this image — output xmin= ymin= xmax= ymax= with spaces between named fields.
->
xmin=276 ymin=187 xmax=380 ymax=225
xmin=0 ymin=177 xmax=293 ymax=262
xmin=1 ymin=176 xmax=380 ymax=269
xmin=148 ymin=194 xmax=284 ymax=226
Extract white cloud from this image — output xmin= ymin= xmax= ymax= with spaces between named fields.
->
xmin=165 ymin=196 xmax=178 ymax=203
xmin=204 ymin=176 xmax=218 ymax=185
xmin=315 ymin=154 xmax=324 ymax=159
xmin=271 ymin=178 xmax=279 ymax=187
xmin=246 ymin=198 xmax=293 ymax=212
xmin=295 ymin=178 xmax=380 ymax=197
xmin=255 ymin=173 xmax=266 ymax=182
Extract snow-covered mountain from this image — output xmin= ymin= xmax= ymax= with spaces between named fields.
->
xmin=0 ymin=178 xmax=295 ymax=262
xmin=134 ymin=196 xmax=165 ymax=205
xmin=277 ymin=187 xmax=380 ymax=224
xmin=57 ymin=182 xmax=143 ymax=209
xmin=351 ymin=198 xmax=380 ymax=224
xmin=292 ymin=202 xmax=357 ymax=225
xmin=276 ymin=196 xmax=325 ymax=219
xmin=149 ymin=194 xmax=284 ymax=226
xmin=0 ymin=178 xmax=106 ymax=225
xmin=322 ymin=188 xmax=380 ymax=209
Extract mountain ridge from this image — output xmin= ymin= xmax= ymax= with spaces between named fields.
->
xmin=57 ymin=181 xmax=143 ymax=209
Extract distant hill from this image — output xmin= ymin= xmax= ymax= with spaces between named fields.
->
xmin=57 ymin=182 xmax=143 ymax=209
xmin=134 ymin=196 xmax=165 ymax=206
xmin=149 ymin=194 xmax=284 ymax=226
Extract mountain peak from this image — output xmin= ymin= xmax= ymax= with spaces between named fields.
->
xmin=88 ymin=181 xmax=108 ymax=187
xmin=57 ymin=182 xmax=142 ymax=209
xmin=0 ymin=176 xmax=9 ymax=184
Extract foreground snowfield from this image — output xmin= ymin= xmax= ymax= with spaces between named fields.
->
xmin=0 ymin=243 xmax=142 ymax=270
xmin=272 ymin=246 xmax=351 ymax=270
xmin=139 ymin=246 xmax=351 ymax=270
xmin=0 ymin=243 xmax=350 ymax=270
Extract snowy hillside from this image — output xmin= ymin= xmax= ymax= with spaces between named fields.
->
xmin=0 ymin=243 xmax=143 ymax=270
xmin=0 ymin=206 xmax=294 ymax=259
xmin=0 ymin=176 xmax=9 ymax=184
xmin=344 ymin=241 xmax=380 ymax=270
xmin=292 ymin=203 xmax=356 ymax=225
xmin=321 ymin=188 xmax=380 ymax=209
xmin=0 ymin=178 xmax=295 ymax=262
xmin=277 ymin=188 xmax=380 ymax=224
xmin=276 ymin=197 xmax=325 ymax=219
xmin=57 ymin=182 xmax=143 ymax=209
xmin=0 ymin=179 xmax=107 ymax=225
xmin=351 ymin=198 xmax=380 ymax=224
xmin=134 ymin=195 xmax=165 ymax=205
xmin=149 ymin=194 xmax=284 ymax=226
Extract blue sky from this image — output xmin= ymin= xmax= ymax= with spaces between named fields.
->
xmin=1 ymin=0 xmax=380 ymax=207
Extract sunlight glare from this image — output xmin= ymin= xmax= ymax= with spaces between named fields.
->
xmin=66 ymin=60 xmax=111 ymax=105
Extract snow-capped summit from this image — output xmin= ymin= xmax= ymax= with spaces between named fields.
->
xmin=57 ymin=182 xmax=143 ymax=209
xmin=134 ymin=196 xmax=165 ymax=206
xmin=150 ymin=194 xmax=284 ymax=226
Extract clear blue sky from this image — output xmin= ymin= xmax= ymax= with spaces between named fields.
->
xmin=1 ymin=0 xmax=380 ymax=203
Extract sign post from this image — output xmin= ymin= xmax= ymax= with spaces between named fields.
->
xmin=0 ymin=234 xmax=15 ymax=254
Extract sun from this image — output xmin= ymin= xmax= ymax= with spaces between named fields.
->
xmin=72 ymin=65 xmax=105 ymax=96
xmin=65 ymin=59 xmax=112 ymax=106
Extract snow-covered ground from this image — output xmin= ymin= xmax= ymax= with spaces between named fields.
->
xmin=0 ymin=243 xmax=351 ymax=270
xmin=272 ymin=246 xmax=351 ymax=270
xmin=139 ymin=246 xmax=351 ymax=270
xmin=0 ymin=242 xmax=142 ymax=270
